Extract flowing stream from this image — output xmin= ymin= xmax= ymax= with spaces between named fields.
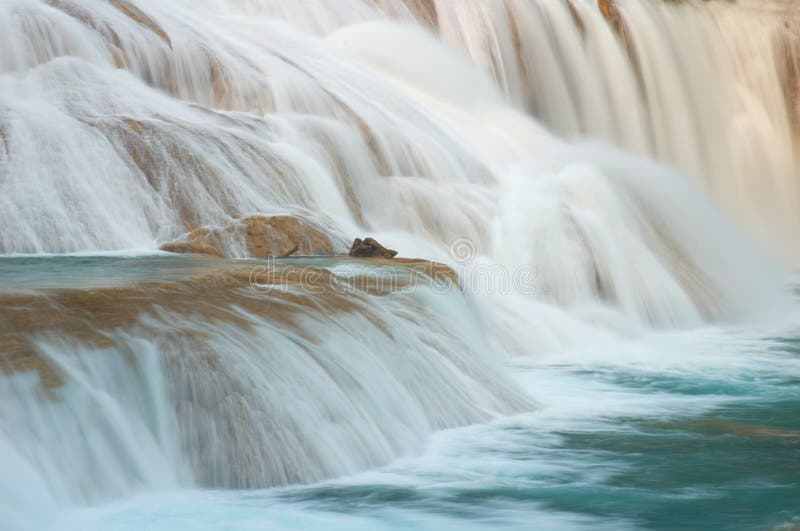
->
xmin=1 ymin=1 xmax=799 ymax=530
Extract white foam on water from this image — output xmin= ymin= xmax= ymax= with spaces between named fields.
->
xmin=1 ymin=0 xmax=799 ymax=529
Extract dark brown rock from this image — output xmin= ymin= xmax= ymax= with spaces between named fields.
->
xmin=348 ymin=237 xmax=398 ymax=258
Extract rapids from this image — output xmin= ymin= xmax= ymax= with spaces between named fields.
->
xmin=1 ymin=1 xmax=799 ymax=530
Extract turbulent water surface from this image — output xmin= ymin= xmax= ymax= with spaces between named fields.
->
xmin=2 ymin=0 xmax=800 ymax=530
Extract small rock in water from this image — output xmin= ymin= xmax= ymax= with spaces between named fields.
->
xmin=348 ymin=237 xmax=398 ymax=258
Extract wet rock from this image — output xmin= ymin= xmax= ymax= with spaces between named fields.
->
xmin=599 ymin=0 xmax=627 ymax=43
xmin=348 ymin=237 xmax=398 ymax=258
xmin=401 ymin=0 xmax=438 ymax=29
xmin=160 ymin=215 xmax=334 ymax=258
xmin=566 ymin=1 xmax=585 ymax=35
xmin=0 ymin=256 xmax=460 ymax=391
xmin=238 ymin=215 xmax=332 ymax=258
xmin=160 ymin=233 xmax=224 ymax=257
xmin=774 ymin=21 xmax=800 ymax=135
xmin=109 ymin=0 xmax=171 ymax=46
xmin=597 ymin=0 xmax=641 ymax=81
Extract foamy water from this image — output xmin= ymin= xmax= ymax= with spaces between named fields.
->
xmin=1 ymin=1 xmax=799 ymax=530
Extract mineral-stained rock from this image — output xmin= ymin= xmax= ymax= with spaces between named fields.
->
xmin=160 ymin=215 xmax=334 ymax=258
xmin=109 ymin=0 xmax=171 ymax=46
xmin=566 ymin=1 xmax=586 ymax=35
xmin=599 ymin=0 xmax=627 ymax=44
xmin=774 ymin=21 xmax=800 ymax=135
xmin=160 ymin=234 xmax=224 ymax=257
xmin=401 ymin=0 xmax=438 ymax=29
xmin=597 ymin=0 xmax=641 ymax=81
xmin=238 ymin=215 xmax=332 ymax=258
xmin=0 ymin=257 xmax=460 ymax=389
xmin=348 ymin=237 xmax=398 ymax=258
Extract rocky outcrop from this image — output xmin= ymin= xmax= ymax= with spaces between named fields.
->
xmin=160 ymin=235 xmax=226 ymax=257
xmin=345 ymin=238 xmax=460 ymax=289
xmin=348 ymin=237 xmax=398 ymax=258
xmin=160 ymin=215 xmax=335 ymax=258
xmin=0 ymin=256 xmax=460 ymax=389
xmin=359 ymin=257 xmax=460 ymax=289
xmin=238 ymin=216 xmax=333 ymax=257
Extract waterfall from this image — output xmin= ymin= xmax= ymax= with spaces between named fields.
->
xmin=0 ymin=1 xmax=795 ymax=529
xmin=430 ymin=0 xmax=800 ymax=262
xmin=0 ymin=0 xmax=783 ymax=315
xmin=0 ymin=265 xmax=532 ymax=529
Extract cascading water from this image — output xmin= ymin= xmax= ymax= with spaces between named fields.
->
xmin=432 ymin=0 xmax=800 ymax=262
xmin=1 ymin=1 xmax=799 ymax=530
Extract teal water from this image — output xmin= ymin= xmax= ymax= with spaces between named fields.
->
xmin=0 ymin=255 xmax=213 ymax=290
xmin=0 ymin=255 xmax=370 ymax=290
xmin=0 ymin=255 xmax=438 ymax=292
xmin=2 ymin=257 xmax=799 ymax=531
xmin=55 ymin=357 xmax=800 ymax=531
xmin=63 ymin=332 xmax=800 ymax=530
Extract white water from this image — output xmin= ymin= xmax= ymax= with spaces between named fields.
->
xmin=434 ymin=0 xmax=800 ymax=262
xmin=1 ymin=276 xmax=536 ymax=529
xmin=0 ymin=1 xmax=797 ymax=530
xmin=17 ymin=317 xmax=800 ymax=531
xmin=0 ymin=0 xmax=785 ymax=314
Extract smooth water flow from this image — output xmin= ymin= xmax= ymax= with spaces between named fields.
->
xmin=1 ymin=1 xmax=799 ymax=530
xmin=434 ymin=0 xmax=800 ymax=261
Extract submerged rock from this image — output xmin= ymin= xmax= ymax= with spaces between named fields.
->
xmin=598 ymin=0 xmax=626 ymax=42
xmin=109 ymin=0 xmax=171 ymax=46
xmin=348 ymin=237 xmax=398 ymax=258
xmin=160 ymin=215 xmax=334 ymax=258
xmin=0 ymin=256 xmax=460 ymax=390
